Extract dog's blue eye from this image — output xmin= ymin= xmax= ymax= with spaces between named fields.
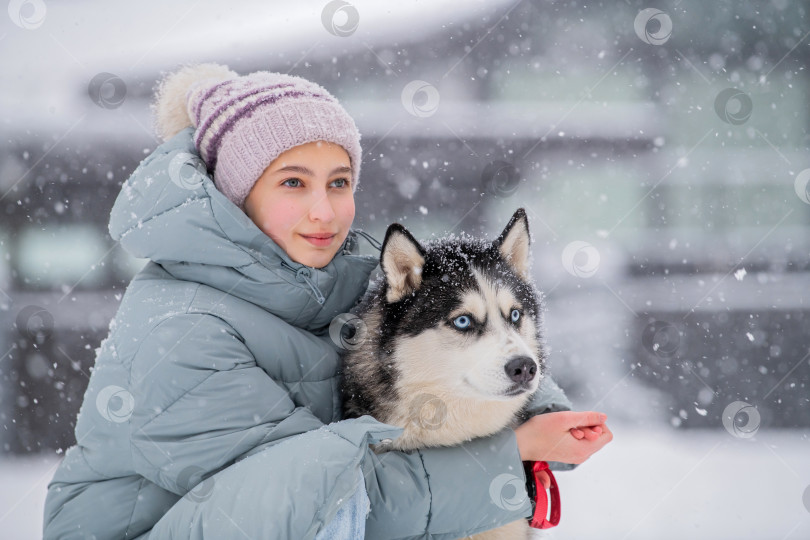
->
xmin=453 ymin=315 xmax=471 ymax=329
xmin=510 ymin=309 xmax=520 ymax=323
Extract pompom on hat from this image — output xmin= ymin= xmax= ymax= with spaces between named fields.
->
xmin=150 ymin=63 xmax=362 ymax=210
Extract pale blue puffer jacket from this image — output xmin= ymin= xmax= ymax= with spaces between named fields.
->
xmin=42 ymin=127 xmax=574 ymax=539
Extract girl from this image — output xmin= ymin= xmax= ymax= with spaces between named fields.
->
xmin=43 ymin=64 xmax=611 ymax=539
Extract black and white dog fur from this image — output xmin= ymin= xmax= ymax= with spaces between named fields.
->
xmin=340 ymin=208 xmax=546 ymax=539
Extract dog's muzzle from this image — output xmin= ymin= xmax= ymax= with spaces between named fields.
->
xmin=504 ymin=355 xmax=538 ymax=387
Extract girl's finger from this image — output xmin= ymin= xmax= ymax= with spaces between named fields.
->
xmin=580 ymin=427 xmax=600 ymax=441
xmin=570 ymin=428 xmax=585 ymax=440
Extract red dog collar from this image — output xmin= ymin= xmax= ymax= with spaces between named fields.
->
xmin=523 ymin=460 xmax=561 ymax=529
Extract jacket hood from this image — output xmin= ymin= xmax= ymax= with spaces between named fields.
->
xmin=108 ymin=127 xmax=380 ymax=334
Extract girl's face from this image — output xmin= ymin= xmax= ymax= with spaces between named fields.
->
xmin=243 ymin=141 xmax=355 ymax=269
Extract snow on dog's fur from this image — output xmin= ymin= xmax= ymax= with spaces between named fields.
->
xmin=340 ymin=208 xmax=546 ymax=539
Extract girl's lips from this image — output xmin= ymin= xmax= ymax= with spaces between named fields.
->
xmin=300 ymin=233 xmax=336 ymax=247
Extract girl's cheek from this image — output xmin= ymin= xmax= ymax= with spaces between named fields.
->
xmin=257 ymin=205 xmax=290 ymax=237
xmin=275 ymin=203 xmax=302 ymax=230
xmin=339 ymin=197 xmax=356 ymax=222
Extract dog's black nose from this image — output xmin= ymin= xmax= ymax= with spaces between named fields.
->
xmin=504 ymin=356 xmax=537 ymax=385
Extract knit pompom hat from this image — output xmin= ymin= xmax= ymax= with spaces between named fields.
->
xmin=150 ymin=63 xmax=362 ymax=210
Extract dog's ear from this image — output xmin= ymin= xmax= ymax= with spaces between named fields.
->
xmin=380 ymin=223 xmax=426 ymax=303
xmin=493 ymin=208 xmax=531 ymax=280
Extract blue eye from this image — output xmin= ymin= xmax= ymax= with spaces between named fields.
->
xmin=333 ymin=178 xmax=349 ymax=188
xmin=453 ymin=315 xmax=471 ymax=329
xmin=282 ymin=178 xmax=302 ymax=187
xmin=510 ymin=309 xmax=520 ymax=323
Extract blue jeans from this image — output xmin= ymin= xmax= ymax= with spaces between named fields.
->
xmin=315 ymin=470 xmax=370 ymax=540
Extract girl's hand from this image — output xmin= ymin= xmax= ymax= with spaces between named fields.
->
xmin=514 ymin=410 xmax=612 ymax=464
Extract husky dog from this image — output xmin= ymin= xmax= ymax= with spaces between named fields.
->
xmin=340 ymin=208 xmax=546 ymax=540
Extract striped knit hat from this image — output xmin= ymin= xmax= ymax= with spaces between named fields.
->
xmin=151 ymin=63 xmax=362 ymax=210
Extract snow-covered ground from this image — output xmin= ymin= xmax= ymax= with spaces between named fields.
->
xmin=536 ymin=425 xmax=810 ymax=540
xmin=0 ymin=451 xmax=60 ymax=540
xmin=3 ymin=425 xmax=808 ymax=539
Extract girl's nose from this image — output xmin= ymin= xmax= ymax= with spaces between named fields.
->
xmin=308 ymin=190 xmax=337 ymax=222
